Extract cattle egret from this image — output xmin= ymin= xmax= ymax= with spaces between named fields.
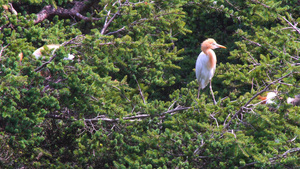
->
xmin=287 ymin=94 xmax=300 ymax=106
xmin=33 ymin=44 xmax=75 ymax=60
xmin=257 ymin=92 xmax=277 ymax=104
xmin=33 ymin=44 xmax=61 ymax=59
xmin=195 ymin=38 xmax=226 ymax=104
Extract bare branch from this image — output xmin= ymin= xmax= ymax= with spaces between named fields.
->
xmin=210 ymin=113 xmax=219 ymax=128
xmin=0 ymin=44 xmax=10 ymax=59
xmin=86 ymin=106 xmax=191 ymax=122
xmin=106 ymin=26 xmax=126 ymax=35
xmin=101 ymin=9 xmax=121 ymax=34
xmin=111 ymin=85 xmax=131 ymax=102
xmin=98 ymin=42 xmax=115 ymax=46
xmin=34 ymin=0 xmax=101 ymax=24
xmin=241 ymin=36 xmax=261 ymax=47
xmin=250 ymin=0 xmax=270 ymax=9
xmin=135 ymin=78 xmax=146 ymax=104
xmin=45 ymin=106 xmax=191 ymax=122
xmin=160 ymin=106 xmax=191 ymax=116
xmin=85 ymin=114 xmax=150 ymax=123
xmin=279 ymin=15 xmax=300 ymax=35
xmin=224 ymin=0 xmax=240 ymax=11
xmin=8 ymin=3 xmax=18 ymax=15
xmin=239 ymin=147 xmax=300 ymax=169
xmin=168 ymin=100 xmax=177 ymax=111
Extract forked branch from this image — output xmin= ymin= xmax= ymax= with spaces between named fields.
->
xmin=34 ymin=0 xmax=100 ymax=24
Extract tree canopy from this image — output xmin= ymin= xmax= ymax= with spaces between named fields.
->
xmin=0 ymin=0 xmax=299 ymax=168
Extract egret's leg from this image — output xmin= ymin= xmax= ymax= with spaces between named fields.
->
xmin=197 ymin=85 xmax=201 ymax=99
xmin=209 ymin=80 xmax=217 ymax=105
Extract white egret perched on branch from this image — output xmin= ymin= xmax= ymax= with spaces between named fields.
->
xmin=258 ymin=92 xmax=278 ymax=104
xmin=195 ymin=38 xmax=226 ymax=104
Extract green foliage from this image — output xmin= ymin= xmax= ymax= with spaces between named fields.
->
xmin=0 ymin=0 xmax=299 ymax=168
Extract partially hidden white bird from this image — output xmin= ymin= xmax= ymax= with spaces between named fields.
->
xmin=196 ymin=38 xmax=226 ymax=104
xmin=287 ymin=94 xmax=300 ymax=106
xmin=33 ymin=44 xmax=75 ymax=60
xmin=257 ymin=92 xmax=277 ymax=104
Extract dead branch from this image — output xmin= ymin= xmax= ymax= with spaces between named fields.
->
xmin=250 ymin=0 xmax=270 ymax=9
xmin=7 ymin=3 xmax=18 ymax=15
xmin=135 ymin=77 xmax=146 ymax=104
xmin=106 ymin=26 xmax=126 ymax=35
xmin=111 ymin=85 xmax=131 ymax=102
xmin=160 ymin=106 xmax=191 ymax=116
xmin=279 ymin=15 xmax=300 ymax=35
xmin=0 ymin=44 xmax=10 ymax=59
xmin=239 ymin=147 xmax=300 ymax=169
xmin=85 ymin=106 xmax=190 ymax=122
xmin=45 ymin=105 xmax=191 ymax=122
xmin=100 ymin=1 xmax=122 ymax=35
xmin=34 ymin=0 xmax=101 ymax=24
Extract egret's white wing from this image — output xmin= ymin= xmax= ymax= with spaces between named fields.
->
xmin=195 ymin=51 xmax=216 ymax=89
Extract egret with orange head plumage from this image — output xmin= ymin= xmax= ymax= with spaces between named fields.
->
xmin=257 ymin=92 xmax=277 ymax=104
xmin=195 ymin=38 xmax=226 ymax=104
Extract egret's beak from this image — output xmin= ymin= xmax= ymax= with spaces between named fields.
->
xmin=217 ymin=44 xmax=226 ymax=49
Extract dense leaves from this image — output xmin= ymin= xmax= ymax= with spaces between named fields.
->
xmin=0 ymin=0 xmax=299 ymax=168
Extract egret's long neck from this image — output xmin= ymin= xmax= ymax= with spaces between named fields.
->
xmin=204 ymin=49 xmax=216 ymax=69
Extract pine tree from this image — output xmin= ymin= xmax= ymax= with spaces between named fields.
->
xmin=0 ymin=0 xmax=299 ymax=168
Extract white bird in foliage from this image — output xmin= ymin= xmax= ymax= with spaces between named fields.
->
xmin=287 ymin=94 xmax=300 ymax=106
xmin=33 ymin=44 xmax=60 ymax=59
xmin=195 ymin=38 xmax=226 ymax=104
xmin=258 ymin=92 xmax=278 ymax=104
xmin=33 ymin=44 xmax=75 ymax=60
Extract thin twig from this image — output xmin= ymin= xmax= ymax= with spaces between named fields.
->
xmin=168 ymin=100 xmax=177 ymax=111
xmin=279 ymin=15 xmax=300 ymax=35
xmin=223 ymin=113 xmax=231 ymax=126
xmin=112 ymin=85 xmax=131 ymax=102
xmin=106 ymin=26 xmax=126 ymax=35
xmin=210 ymin=113 xmax=219 ymax=128
xmin=135 ymin=78 xmax=145 ymax=104
xmin=0 ymin=44 xmax=9 ymax=58
xmin=101 ymin=1 xmax=121 ymax=35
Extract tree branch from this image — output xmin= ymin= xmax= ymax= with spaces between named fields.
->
xmin=100 ymin=2 xmax=121 ymax=35
xmin=34 ymin=0 xmax=101 ymax=24
xmin=250 ymin=0 xmax=270 ymax=9
xmin=45 ymin=106 xmax=191 ymax=122
xmin=0 ymin=44 xmax=9 ymax=59
xmin=279 ymin=15 xmax=300 ymax=35
xmin=106 ymin=26 xmax=126 ymax=35
xmin=135 ymin=77 xmax=146 ymax=104
xmin=239 ymin=147 xmax=300 ymax=169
